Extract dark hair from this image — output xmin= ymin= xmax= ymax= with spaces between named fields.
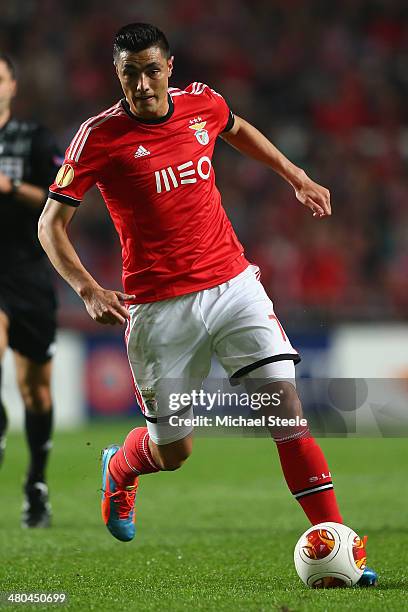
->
xmin=0 ymin=53 xmax=17 ymax=79
xmin=113 ymin=23 xmax=170 ymax=62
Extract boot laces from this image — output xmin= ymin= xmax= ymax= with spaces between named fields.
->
xmin=105 ymin=486 xmax=137 ymax=519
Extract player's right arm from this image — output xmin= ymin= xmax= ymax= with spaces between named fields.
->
xmin=38 ymin=198 xmax=134 ymax=325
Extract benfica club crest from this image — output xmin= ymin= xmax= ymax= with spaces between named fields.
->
xmin=189 ymin=117 xmax=209 ymax=145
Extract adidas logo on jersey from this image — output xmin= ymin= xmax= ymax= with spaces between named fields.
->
xmin=134 ymin=145 xmax=150 ymax=158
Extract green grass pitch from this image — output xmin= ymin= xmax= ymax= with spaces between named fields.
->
xmin=0 ymin=423 xmax=407 ymax=611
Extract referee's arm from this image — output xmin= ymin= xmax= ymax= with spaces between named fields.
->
xmin=0 ymin=169 xmax=46 ymax=207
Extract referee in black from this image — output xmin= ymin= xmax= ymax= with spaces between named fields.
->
xmin=0 ymin=54 xmax=61 ymax=527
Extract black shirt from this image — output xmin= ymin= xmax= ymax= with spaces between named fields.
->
xmin=0 ymin=118 xmax=61 ymax=272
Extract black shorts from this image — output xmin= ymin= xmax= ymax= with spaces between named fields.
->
xmin=0 ymin=260 xmax=57 ymax=364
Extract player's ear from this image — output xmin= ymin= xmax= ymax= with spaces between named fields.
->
xmin=167 ymin=56 xmax=174 ymax=78
xmin=113 ymin=57 xmax=122 ymax=80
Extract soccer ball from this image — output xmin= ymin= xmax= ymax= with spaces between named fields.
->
xmin=294 ymin=522 xmax=367 ymax=588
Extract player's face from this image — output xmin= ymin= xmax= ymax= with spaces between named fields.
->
xmin=115 ymin=47 xmax=173 ymax=119
xmin=0 ymin=60 xmax=16 ymax=115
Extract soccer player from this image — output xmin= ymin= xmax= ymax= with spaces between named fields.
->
xmin=0 ymin=54 xmax=60 ymax=526
xmin=39 ymin=24 xmax=376 ymax=585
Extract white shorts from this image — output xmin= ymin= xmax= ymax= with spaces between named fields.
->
xmin=126 ymin=265 xmax=300 ymax=444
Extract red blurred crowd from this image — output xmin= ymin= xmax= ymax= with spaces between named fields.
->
xmin=2 ymin=0 xmax=408 ymax=327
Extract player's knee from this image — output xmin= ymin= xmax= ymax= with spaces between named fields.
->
xmin=155 ymin=443 xmax=192 ymax=471
xmin=149 ymin=432 xmax=193 ymax=471
xmin=257 ymin=380 xmax=303 ymax=419
xmin=19 ymin=382 xmax=52 ymax=413
xmin=160 ymin=460 xmax=184 ymax=471
xmin=256 ymin=380 xmax=307 ymax=440
xmin=281 ymin=391 xmax=303 ymax=419
xmin=159 ymin=448 xmax=192 ymax=471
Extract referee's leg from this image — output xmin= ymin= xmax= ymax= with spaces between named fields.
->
xmin=14 ymin=353 xmax=53 ymax=486
xmin=0 ymin=310 xmax=10 ymax=462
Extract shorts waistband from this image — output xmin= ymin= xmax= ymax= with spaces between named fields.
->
xmin=221 ymin=263 xmax=258 ymax=288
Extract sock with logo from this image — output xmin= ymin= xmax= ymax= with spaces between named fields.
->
xmin=109 ymin=427 xmax=160 ymax=487
xmin=275 ymin=431 xmax=343 ymax=525
xmin=25 ymin=408 xmax=53 ymax=485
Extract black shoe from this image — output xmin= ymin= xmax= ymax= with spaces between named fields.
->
xmin=22 ymin=482 xmax=52 ymax=528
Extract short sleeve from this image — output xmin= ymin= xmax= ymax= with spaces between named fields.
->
xmin=185 ymin=82 xmax=235 ymax=135
xmin=48 ymin=120 xmax=106 ymax=207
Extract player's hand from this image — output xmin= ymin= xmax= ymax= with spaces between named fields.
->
xmin=294 ymin=173 xmax=331 ymax=218
xmin=0 ymin=171 xmax=13 ymax=194
xmin=81 ymin=287 xmax=136 ymax=325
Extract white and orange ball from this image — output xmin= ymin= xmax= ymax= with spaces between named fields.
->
xmin=294 ymin=522 xmax=367 ymax=588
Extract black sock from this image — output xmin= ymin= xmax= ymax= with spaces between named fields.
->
xmin=0 ymin=366 xmax=8 ymax=438
xmin=24 ymin=408 xmax=53 ymax=485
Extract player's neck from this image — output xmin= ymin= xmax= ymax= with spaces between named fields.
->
xmin=0 ymin=107 xmax=11 ymax=130
xmin=127 ymin=97 xmax=169 ymax=121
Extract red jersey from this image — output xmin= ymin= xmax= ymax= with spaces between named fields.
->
xmin=49 ymin=82 xmax=249 ymax=302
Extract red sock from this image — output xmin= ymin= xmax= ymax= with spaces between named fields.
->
xmin=109 ymin=427 xmax=160 ymax=487
xmin=275 ymin=432 xmax=343 ymax=525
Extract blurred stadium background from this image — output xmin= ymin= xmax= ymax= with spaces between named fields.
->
xmin=2 ymin=0 xmax=408 ymax=428
xmin=2 ymin=4 xmax=408 ymax=609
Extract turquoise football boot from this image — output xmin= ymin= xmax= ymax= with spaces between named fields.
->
xmin=101 ymin=445 xmax=138 ymax=542
xmin=357 ymin=567 xmax=378 ymax=587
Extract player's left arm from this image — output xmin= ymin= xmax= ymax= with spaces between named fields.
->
xmin=221 ymin=115 xmax=331 ymax=218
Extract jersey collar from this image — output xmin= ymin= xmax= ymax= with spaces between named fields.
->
xmin=121 ymin=94 xmax=174 ymax=124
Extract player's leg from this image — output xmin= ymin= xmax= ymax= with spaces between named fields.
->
xmin=0 ymin=309 xmax=10 ymax=465
xmin=212 ymin=267 xmax=378 ymax=584
xmin=102 ymin=295 xmax=211 ymax=541
xmin=103 ymin=394 xmax=196 ymax=541
xmin=241 ymin=364 xmax=377 ymax=585
xmin=102 ymin=426 xmax=194 ymax=542
xmin=14 ymin=353 xmax=53 ymax=527
xmin=211 ymin=265 xmax=342 ymax=524
xmin=248 ymin=371 xmax=343 ymax=525
xmin=109 ymin=428 xmax=193 ymax=487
